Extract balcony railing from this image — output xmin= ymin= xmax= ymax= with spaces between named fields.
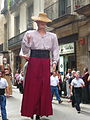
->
xmin=8 ymin=20 xmax=33 ymax=48
xmin=10 ymin=0 xmax=25 ymax=11
xmin=44 ymin=1 xmax=71 ymax=21
xmin=44 ymin=1 xmax=59 ymax=20
xmin=8 ymin=30 xmax=26 ymax=48
xmin=73 ymin=0 xmax=89 ymax=10
xmin=1 ymin=0 xmax=8 ymax=14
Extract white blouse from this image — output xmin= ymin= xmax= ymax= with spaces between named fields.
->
xmin=21 ymin=30 xmax=59 ymax=64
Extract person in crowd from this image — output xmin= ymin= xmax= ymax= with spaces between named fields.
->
xmin=82 ymin=67 xmax=89 ymax=103
xmin=69 ymin=70 xmax=76 ymax=107
xmin=71 ymin=72 xmax=85 ymax=113
xmin=65 ymin=69 xmax=72 ymax=101
xmin=18 ymin=70 xmax=24 ymax=94
xmin=19 ymin=42 xmax=29 ymax=88
xmin=0 ymin=71 xmax=9 ymax=120
xmin=88 ymin=75 xmax=90 ymax=81
xmin=2 ymin=58 xmax=12 ymax=96
xmin=22 ymin=61 xmax=28 ymax=87
xmin=50 ymin=71 xmax=62 ymax=104
xmin=20 ymin=12 xmax=59 ymax=120
xmin=57 ymin=71 xmax=62 ymax=97
xmin=14 ymin=69 xmax=20 ymax=88
xmin=88 ymin=75 xmax=90 ymax=102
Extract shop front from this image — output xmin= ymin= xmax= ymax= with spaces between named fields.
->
xmin=59 ymin=42 xmax=76 ymax=76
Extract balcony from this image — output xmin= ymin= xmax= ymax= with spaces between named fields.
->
xmin=74 ymin=0 xmax=90 ymax=16
xmin=8 ymin=30 xmax=26 ymax=49
xmin=73 ymin=0 xmax=86 ymax=10
xmin=44 ymin=1 xmax=58 ymax=21
xmin=10 ymin=0 xmax=25 ymax=12
xmin=0 ymin=0 xmax=8 ymax=14
xmin=8 ymin=20 xmax=33 ymax=50
xmin=45 ymin=1 xmax=76 ymax=29
xmin=44 ymin=1 xmax=71 ymax=21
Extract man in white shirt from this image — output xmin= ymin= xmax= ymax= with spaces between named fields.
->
xmin=0 ymin=71 xmax=9 ymax=120
xmin=50 ymin=71 xmax=62 ymax=104
xmin=71 ymin=72 xmax=85 ymax=113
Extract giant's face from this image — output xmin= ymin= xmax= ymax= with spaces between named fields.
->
xmin=36 ymin=21 xmax=47 ymax=29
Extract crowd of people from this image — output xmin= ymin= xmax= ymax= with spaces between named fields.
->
xmin=14 ymin=66 xmax=90 ymax=115
xmin=64 ymin=68 xmax=90 ymax=104
xmin=0 ymin=57 xmax=90 ymax=120
xmin=14 ymin=69 xmax=24 ymax=94
xmin=49 ymin=67 xmax=90 ymax=114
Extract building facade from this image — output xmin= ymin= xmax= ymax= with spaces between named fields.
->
xmin=0 ymin=0 xmax=90 ymax=76
xmin=44 ymin=0 xmax=90 ymax=75
xmin=0 ymin=0 xmax=8 ymax=64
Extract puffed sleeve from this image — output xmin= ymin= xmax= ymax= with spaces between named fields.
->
xmin=21 ymin=31 xmax=31 ymax=55
xmin=51 ymin=34 xmax=59 ymax=65
xmin=19 ymin=48 xmax=30 ymax=57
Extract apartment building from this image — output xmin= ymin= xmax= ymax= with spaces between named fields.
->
xmin=44 ymin=0 xmax=90 ymax=74
xmin=0 ymin=0 xmax=8 ymax=64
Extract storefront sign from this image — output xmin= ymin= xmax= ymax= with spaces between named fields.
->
xmin=59 ymin=43 xmax=74 ymax=55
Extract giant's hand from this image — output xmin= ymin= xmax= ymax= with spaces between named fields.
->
xmin=27 ymin=34 xmax=32 ymax=43
xmin=23 ymin=56 xmax=29 ymax=61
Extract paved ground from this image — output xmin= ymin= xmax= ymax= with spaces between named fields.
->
xmin=0 ymin=87 xmax=90 ymax=120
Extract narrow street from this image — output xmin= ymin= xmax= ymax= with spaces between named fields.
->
xmin=2 ymin=87 xmax=90 ymax=120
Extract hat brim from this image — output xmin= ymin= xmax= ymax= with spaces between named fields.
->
xmin=31 ymin=16 xmax=52 ymax=23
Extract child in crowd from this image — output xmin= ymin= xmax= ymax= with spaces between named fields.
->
xmin=0 ymin=71 xmax=9 ymax=120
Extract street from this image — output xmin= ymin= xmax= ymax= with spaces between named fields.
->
xmin=1 ymin=87 xmax=90 ymax=120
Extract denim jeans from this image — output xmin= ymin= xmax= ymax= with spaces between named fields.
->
xmin=51 ymin=86 xmax=60 ymax=101
xmin=0 ymin=95 xmax=7 ymax=120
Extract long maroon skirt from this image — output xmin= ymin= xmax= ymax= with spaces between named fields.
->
xmin=21 ymin=56 xmax=53 ymax=117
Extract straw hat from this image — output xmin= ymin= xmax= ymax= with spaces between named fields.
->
xmin=31 ymin=13 xmax=52 ymax=23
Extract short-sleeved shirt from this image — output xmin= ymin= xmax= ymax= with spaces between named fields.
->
xmin=71 ymin=78 xmax=84 ymax=88
xmin=50 ymin=75 xmax=59 ymax=86
xmin=0 ymin=77 xmax=8 ymax=89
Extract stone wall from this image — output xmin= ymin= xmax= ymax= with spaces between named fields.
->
xmin=76 ymin=20 xmax=90 ymax=74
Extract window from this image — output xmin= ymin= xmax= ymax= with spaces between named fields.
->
xmin=14 ymin=16 xmax=20 ymax=35
xmin=59 ymin=0 xmax=71 ymax=17
xmin=27 ymin=4 xmax=33 ymax=29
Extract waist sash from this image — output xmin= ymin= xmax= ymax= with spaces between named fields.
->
xmin=30 ymin=49 xmax=50 ymax=58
